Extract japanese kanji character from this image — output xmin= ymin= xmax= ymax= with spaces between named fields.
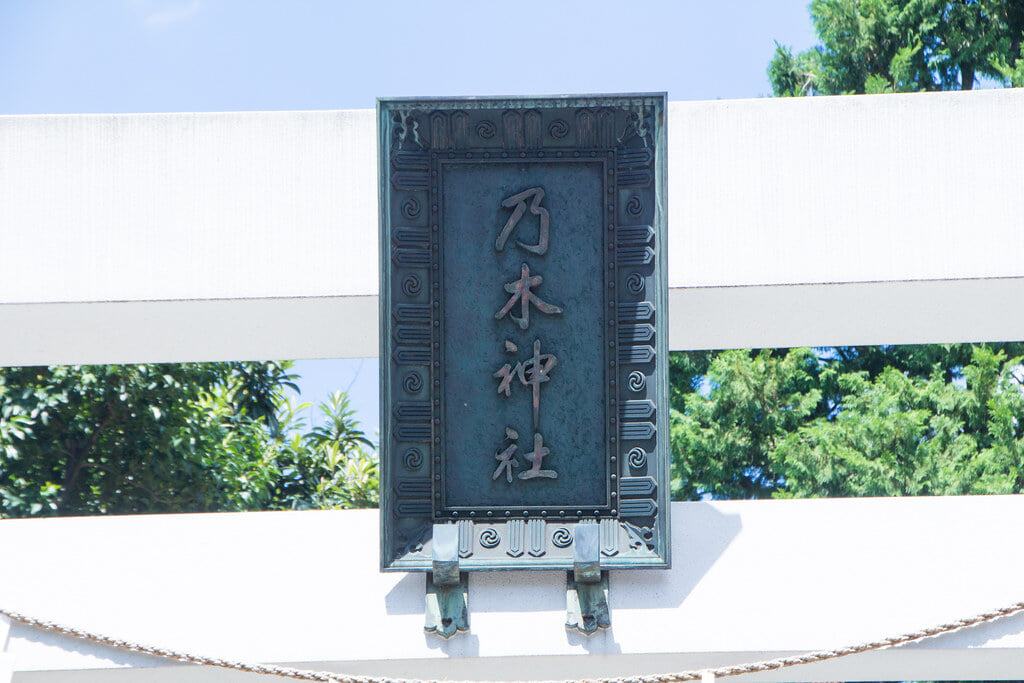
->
xmin=495 ymin=263 xmax=563 ymax=330
xmin=495 ymin=187 xmax=549 ymax=255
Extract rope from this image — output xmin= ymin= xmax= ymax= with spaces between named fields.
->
xmin=1 ymin=599 xmax=1023 ymax=683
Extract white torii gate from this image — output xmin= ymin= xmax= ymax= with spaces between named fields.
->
xmin=0 ymin=88 xmax=1023 ymax=681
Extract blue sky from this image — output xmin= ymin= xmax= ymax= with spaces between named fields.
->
xmin=0 ymin=0 xmax=817 ymax=440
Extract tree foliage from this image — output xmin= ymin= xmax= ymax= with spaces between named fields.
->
xmin=769 ymin=0 xmax=1024 ymax=95
xmin=0 ymin=362 xmax=377 ymax=517
xmin=670 ymin=344 xmax=1024 ymax=500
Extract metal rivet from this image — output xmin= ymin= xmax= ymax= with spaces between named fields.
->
xmin=611 ymin=492 xmax=617 ymax=498
xmin=505 ymin=510 xmax=511 ymax=516
xmin=434 ymin=437 xmax=440 ymax=443
xmin=541 ymin=510 xmax=548 ymax=517
xmin=611 ymin=417 xmax=617 ymax=423
xmin=559 ymin=510 xmax=565 ymax=516
xmin=609 ymin=168 xmax=614 ymax=174
xmin=576 ymin=510 xmax=583 ymax=516
xmin=610 ymin=360 xmax=616 ymax=367
xmin=523 ymin=510 xmax=529 ymax=516
xmin=433 ymin=342 xmax=439 ymax=348
xmin=520 ymin=152 xmax=526 ymax=158
xmin=483 ymin=152 xmax=490 ymax=159
xmin=611 ymin=474 xmax=617 ymax=480
xmin=432 ymin=224 xmax=438 ymax=231
xmin=538 ymin=152 xmax=544 ymax=158
xmin=470 ymin=511 xmax=476 ymax=517
xmin=590 ymin=151 xmax=596 ymax=157
xmin=432 ymin=205 xmax=438 ymax=212
xmin=611 ymin=437 xmax=617 ymax=443
xmin=502 ymin=152 xmax=508 ymax=158
xmin=556 ymin=151 xmax=563 ymax=157
xmin=610 ymin=379 xmax=616 ymax=386
xmin=431 ymin=170 xmax=438 ymax=177
xmin=611 ymin=509 xmax=617 ymax=515
xmin=466 ymin=153 xmax=472 ymax=159
xmin=487 ymin=511 xmax=493 ymax=517
xmin=452 ymin=511 xmax=459 ymax=517
xmin=573 ymin=151 xmax=580 ymax=157
xmin=448 ymin=153 xmax=454 ymax=159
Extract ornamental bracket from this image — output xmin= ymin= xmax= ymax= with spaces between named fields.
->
xmin=566 ymin=524 xmax=610 ymax=634
xmin=424 ymin=524 xmax=469 ymax=638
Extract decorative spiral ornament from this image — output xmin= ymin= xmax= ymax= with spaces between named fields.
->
xmin=479 ymin=528 xmax=500 ymax=548
xmin=402 ymin=448 xmax=423 ymax=470
xmin=548 ymin=118 xmax=569 ymax=139
xmin=627 ymin=370 xmax=647 ymax=393
xmin=626 ymin=194 xmax=643 ymax=216
xmin=400 ymin=197 xmax=421 ymax=219
xmin=627 ymin=447 xmax=648 ymax=470
xmin=401 ymin=274 xmax=422 ymax=297
xmin=551 ymin=527 xmax=573 ymax=548
xmin=476 ymin=120 xmax=496 ymax=139
xmin=403 ymin=371 xmax=423 ymax=393
xmin=625 ymin=272 xmax=644 ymax=295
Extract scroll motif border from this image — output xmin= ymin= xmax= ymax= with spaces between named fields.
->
xmin=379 ymin=95 xmax=670 ymax=571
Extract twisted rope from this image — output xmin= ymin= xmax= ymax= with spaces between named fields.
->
xmin=2 ymin=599 xmax=1023 ymax=683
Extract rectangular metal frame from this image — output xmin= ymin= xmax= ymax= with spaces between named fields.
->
xmin=379 ymin=95 xmax=669 ymax=571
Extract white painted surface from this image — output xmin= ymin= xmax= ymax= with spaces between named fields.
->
xmin=669 ymin=89 xmax=1024 ymax=288
xmin=1 ymin=498 xmax=1024 ymax=681
xmin=0 ymin=109 xmax=379 ymax=304
xmin=1 ymin=90 xmax=1022 ymax=305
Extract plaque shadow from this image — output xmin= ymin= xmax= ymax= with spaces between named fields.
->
xmin=424 ymin=630 xmax=481 ymax=657
xmin=383 ymin=572 xmax=425 ymax=615
xmin=610 ymin=503 xmax=743 ymax=610
xmin=566 ymin=625 xmax=623 ymax=653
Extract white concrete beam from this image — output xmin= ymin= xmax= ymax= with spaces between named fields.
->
xmin=0 ymin=497 xmax=1023 ymax=681
xmin=3 ymin=276 xmax=1024 ymax=366
xmin=1 ymin=90 xmax=1022 ymax=363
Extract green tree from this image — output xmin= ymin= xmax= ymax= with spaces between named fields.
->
xmin=768 ymin=0 xmax=1024 ymax=95
xmin=0 ymin=362 xmax=377 ymax=517
xmin=670 ymin=344 xmax=1024 ymax=501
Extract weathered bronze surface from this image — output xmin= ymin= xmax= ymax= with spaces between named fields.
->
xmin=379 ymin=95 xmax=669 ymax=572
